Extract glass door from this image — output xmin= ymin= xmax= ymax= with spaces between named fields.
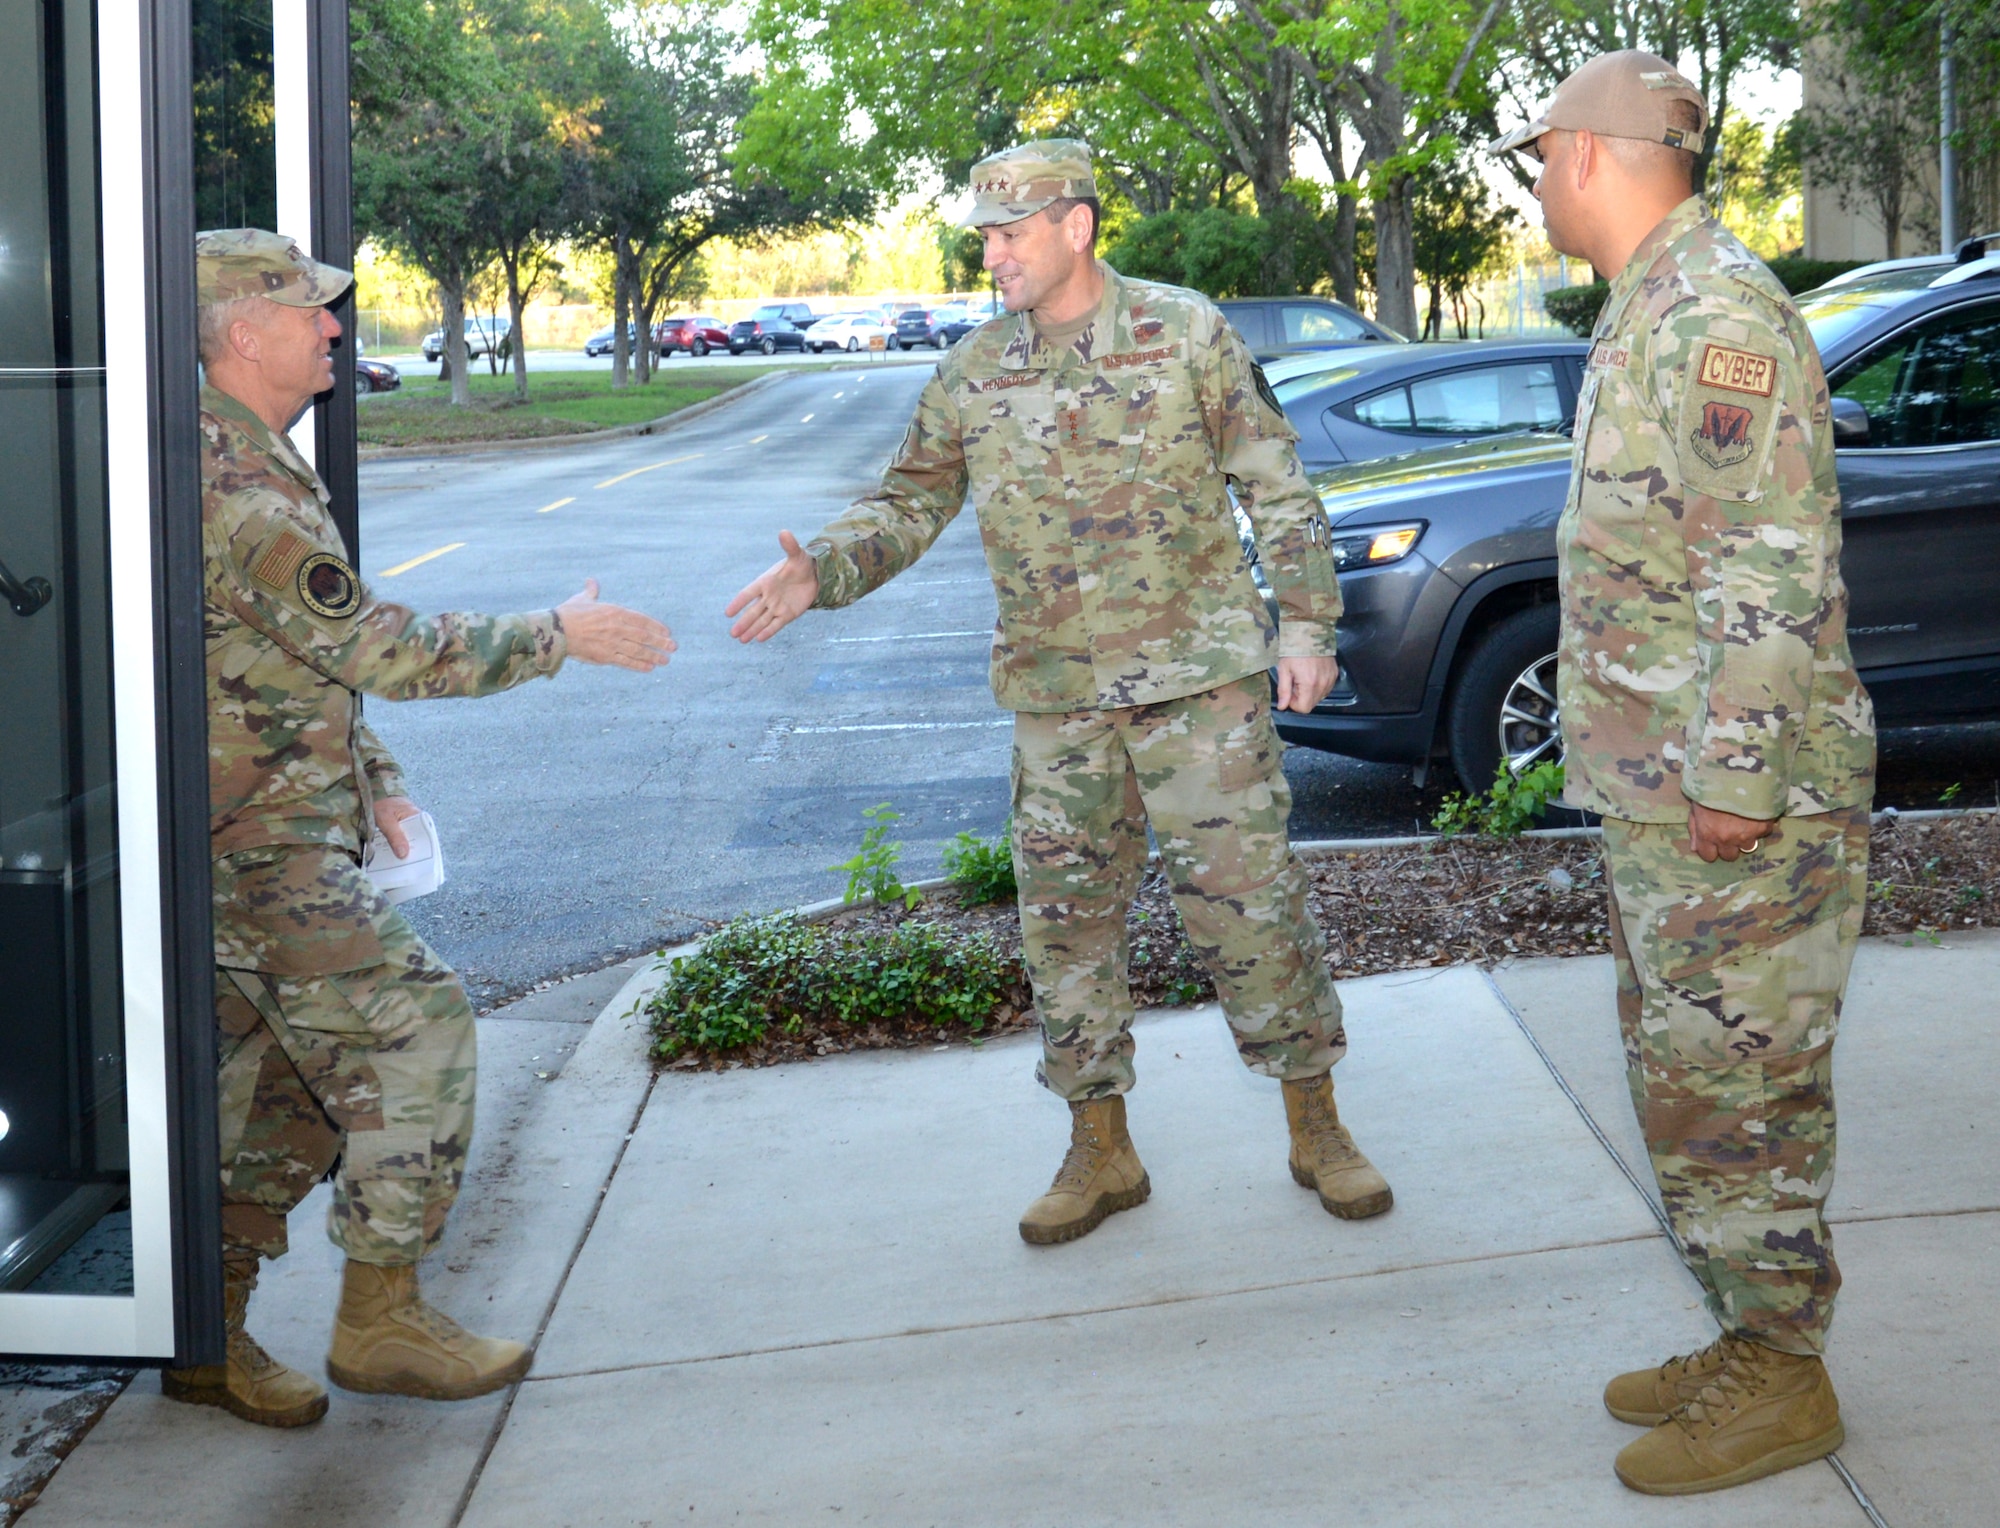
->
xmin=0 ymin=0 xmax=188 ymax=1358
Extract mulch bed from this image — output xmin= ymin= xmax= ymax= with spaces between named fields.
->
xmin=656 ymin=813 xmax=2000 ymax=1072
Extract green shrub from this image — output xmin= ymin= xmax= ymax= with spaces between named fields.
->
xmin=942 ymin=822 xmax=1017 ymax=906
xmin=648 ymin=913 xmax=1014 ymax=1059
xmin=1543 ymin=282 xmax=1609 ymax=336
xmin=1434 ymin=761 xmax=1568 ymax=837
xmin=1766 ymin=257 xmax=1867 ymax=295
xmin=831 ymin=801 xmax=920 ymax=910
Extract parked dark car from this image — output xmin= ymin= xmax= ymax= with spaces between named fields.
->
xmin=654 ymin=314 xmax=728 ymax=357
xmin=1264 ymin=340 xmax=1589 ymax=471
xmin=728 ymin=316 xmax=809 ymax=355
xmin=892 ymin=307 xmax=940 ymax=350
xmin=740 ymin=301 xmax=818 ymax=333
xmin=1219 ymin=296 xmax=1403 ymax=363
xmin=584 ymin=323 xmax=638 ymax=357
xmin=1258 ymin=242 xmax=2000 ymax=795
xmin=354 ymin=357 xmax=400 ymax=395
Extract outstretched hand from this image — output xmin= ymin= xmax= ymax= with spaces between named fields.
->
xmin=726 ymin=530 xmax=819 ymax=642
xmin=556 ymin=579 xmax=676 ymax=671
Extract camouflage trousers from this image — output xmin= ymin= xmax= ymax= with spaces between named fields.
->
xmin=1603 ymin=805 xmax=1870 ymax=1355
xmin=214 ymin=860 xmax=477 ymax=1267
xmin=1012 ymin=674 xmax=1345 ymax=1100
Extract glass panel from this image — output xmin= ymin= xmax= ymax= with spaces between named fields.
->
xmin=1226 ymin=306 xmax=1270 ymax=351
xmin=1283 ymin=304 xmax=1368 ymax=344
xmin=0 ymin=0 xmax=131 ymax=1296
xmin=1832 ymin=302 xmax=2000 ymax=448
xmin=1407 ymin=362 xmax=1564 ymax=435
xmin=193 ymin=0 xmax=276 ymax=230
xmin=1351 ymin=386 xmax=1413 ymax=430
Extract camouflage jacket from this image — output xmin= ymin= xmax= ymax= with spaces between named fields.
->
xmin=808 ymin=263 xmax=1341 ymax=711
xmin=1557 ymin=197 xmax=1875 ymax=823
xmin=202 ymin=384 xmax=566 ymax=880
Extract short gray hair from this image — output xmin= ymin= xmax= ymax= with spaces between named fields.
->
xmin=1599 ymin=99 xmax=1703 ymax=184
xmin=196 ymin=294 xmax=271 ymax=367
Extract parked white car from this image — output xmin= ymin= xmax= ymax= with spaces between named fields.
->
xmin=807 ymin=311 xmax=893 ymax=353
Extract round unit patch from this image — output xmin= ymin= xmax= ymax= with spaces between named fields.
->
xmin=296 ymin=552 xmax=361 ymax=618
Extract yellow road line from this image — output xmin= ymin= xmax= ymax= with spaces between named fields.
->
xmin=378 ymin=542 xmax=466 ymax=578
xmin=594 ymin=452 xmax=701 ymax=489
xmin=536 ymin=496 xmax=576 ymax=514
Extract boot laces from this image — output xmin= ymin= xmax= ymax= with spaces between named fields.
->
xmin=402 ymin=1297 xmax=473 ymax=1347
xmin=1677 ymin=1345 xmax=1776 ymax=1430
xmin=227 ymin=1325 xmax=279 ymax=1375
xmin=1299 ymin=1092 xmax=1358 ymax=1166
xmin=1658 ymin=1332 xmax=1738 ymax=1381
xmin=1052 ymin=1117 xmax=1107 ymax=1192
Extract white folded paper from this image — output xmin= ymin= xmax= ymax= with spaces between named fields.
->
xmin=363 ymin=809 xmax=447 ymax=905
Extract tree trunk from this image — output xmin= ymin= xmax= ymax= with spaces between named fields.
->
xmin=1331 ymin=193 xmax=1357 ymax=309
xmin=503 ymin=252 xmax=530 ymax=402
xmin=1373 ymin=173 xmax=1418 ymax=338
xmin=440 ymin=283 xmax=471 ymax=407
xmin=611 ymin=234 xmax=632 ymax=389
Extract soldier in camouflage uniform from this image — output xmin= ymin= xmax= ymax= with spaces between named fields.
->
xmin=163 ymin=230 xmax=675 ymax=1428
xmin=1493 ymin=54 xmax=1877 ymax=1494
xmin=727 ymin=141 xmax=1392 ymax=1245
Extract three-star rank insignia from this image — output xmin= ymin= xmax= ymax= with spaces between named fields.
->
xmin=296 ymin=551 xmax=361 ymax=618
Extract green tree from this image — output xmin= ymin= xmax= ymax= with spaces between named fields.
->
xmin=353 ymin=0 xmax=505 ymax=405
xmin=1411 ymin=150 xmax=1516 ymax=336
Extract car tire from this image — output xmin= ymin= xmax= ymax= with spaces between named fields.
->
xmin=692 ymin=340 xmax=708 ymax=357
xmin=846 ymin=337 xmax=859 ymax=352
xmin=1444 ymin=602 xmax=1575 ymax=809
xmin=759 ymin=337 xmax=776 ymax=356
xmin=354 ymin=373 xmax=373 ymax=396
xmin=932 ymin=335 xmax=946 ymax=349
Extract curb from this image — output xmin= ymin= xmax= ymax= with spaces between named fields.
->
xmin=357 ymin=370 xmax=788 ymax=462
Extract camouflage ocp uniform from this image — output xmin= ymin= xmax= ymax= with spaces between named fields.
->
xmin=808 ymin=143 xmax=1347 ymax=1099
xmin=1558 ymin=194 xmax=1877 ymax=1353
xmin=202 ymin=373 xmax=565 ymax=1267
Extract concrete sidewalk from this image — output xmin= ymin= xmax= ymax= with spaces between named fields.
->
xmin=25 ymin=933 xmax=2000 ymax=1526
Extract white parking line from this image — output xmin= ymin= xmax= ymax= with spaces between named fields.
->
xmin=536 ymin=496 xmax=575 ymax=514
xmin=827 ymin=630 xmax=989 ymax=644
xmin=800 ymin=413 xmax=815 ymax=423
xmin=748 ymin=433 xmax=769 ymax=444
xmin=594 ymin=452 xmax=701 ymax=489
xmin=379 ymin=542 xmax=465 ymax=578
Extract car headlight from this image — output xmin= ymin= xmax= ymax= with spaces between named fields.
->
xmin=1328 ymin=521 xmax=1425 ymax=571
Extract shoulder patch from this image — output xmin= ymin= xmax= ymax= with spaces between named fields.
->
xmin=1252 ymin=362 xmax=1282 ymax=415
xmin=296 ymin=552 xmax=361 ymax=619
xmin=251 ymin=530 xmax=315 ymax=592
xmin=1696 ymin=344 xmax=1777 ymax=397
xmin=1133 ymin=317 xmax=1166 ymax=343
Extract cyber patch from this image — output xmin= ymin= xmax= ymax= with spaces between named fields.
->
xmin=1690 ymin=398 xmax=1757 ymax=470
xmin=296 ymin=551 xmax=361 ymax=618
xmin=1697 ymin=343 xmax=1776 ymax=397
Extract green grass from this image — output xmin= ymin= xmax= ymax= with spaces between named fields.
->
xmin=358 ymin=365 xmax=776 ymax=448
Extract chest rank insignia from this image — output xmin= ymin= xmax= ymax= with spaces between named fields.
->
xmin=296 ymin=551 xmax=361 ymax=618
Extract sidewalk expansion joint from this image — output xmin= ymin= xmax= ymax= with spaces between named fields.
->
xmin=446 ymin=1064 xmax=664 ymax=1528
xmin=519 ymin=1229 xmax=1661 ymax=1384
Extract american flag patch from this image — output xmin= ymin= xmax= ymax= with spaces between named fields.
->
xmin=250 ymin=530 xmax=315 ymax=591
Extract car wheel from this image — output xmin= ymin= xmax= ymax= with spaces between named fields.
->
xmin=846 ymin=337 xmax=859 ymax=352
xmin=932 ymin=334 xmax=946 ymax=349
xmin=759 ymin=337 xmax=776 ymax=356
xmin=692 ymin=340 xmax=708 ymax=357
xmin=354 ymin=372 xmax=373 ymax=396
xmin=1444 ymin=602 xmax=1570 ymax=800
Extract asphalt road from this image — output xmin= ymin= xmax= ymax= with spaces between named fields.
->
xmin=360 ymin=366 xmax=2000 ymax=1006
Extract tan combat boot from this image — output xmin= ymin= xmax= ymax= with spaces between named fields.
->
xmin=325 ymin=1261 xmax=532 ymax=1401
xmin=1019 ymin=1096 xmax=1150 ymax=1246
xmin=1283 ymin=1074 xmax=1392 ymax=1219
xmin=1604 ymin=1333 xmax=1759 ymax=1425
xmin=1615 ymin=1342 xmax=1844 ymax=1495
xmin=161 ymin=1255 xmax=328 ymax=1427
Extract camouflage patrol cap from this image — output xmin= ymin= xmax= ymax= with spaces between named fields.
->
xmin=195 ymin=228 xmax=352 ymax=307
xmin=1487 ymin=51 xmax=1709 ymax=157
xmin=961 ymin=139 xmax=1098 ymax=228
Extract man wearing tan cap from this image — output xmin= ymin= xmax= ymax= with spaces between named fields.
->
xmin=168 ymin=229 xmax=675 ymax=1426
xmin=728 ymin=141 xmax=1393 ymax=1245
xmin=1492 ymin=55 xmax=1875 ymax=1494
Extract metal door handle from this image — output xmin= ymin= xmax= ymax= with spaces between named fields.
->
xmin=0 ymin=555 xmax=52 ymax=617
